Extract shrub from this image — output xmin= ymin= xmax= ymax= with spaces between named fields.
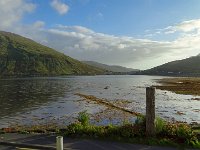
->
xmin=135 ymin=115 xmax=146 ymax=126
xmin=65 ymin=122 xmax=83 ymax=135
xmin=61 ymin=114 xmax=200 ymax=148
xmin=105 ymin=124 xmax=120 ymax=137
xmin=119 ymin=124 xmax=135 ymax=138
xmin=161 ymin=123 xmax=198 ymax=145
xmin=78 ymin=111 xmax=89 ymax=126
xmin=155 ymin=117 xmax=166 ymax=135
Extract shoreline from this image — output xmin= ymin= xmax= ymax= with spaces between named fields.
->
xmin=155 ymin=77 xmax=200 ymax=96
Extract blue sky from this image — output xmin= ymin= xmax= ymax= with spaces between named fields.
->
xmin=0 ymin=0 xmax=200 ymax=69
xmin=24 ymin=0 xmax=200 ymax=38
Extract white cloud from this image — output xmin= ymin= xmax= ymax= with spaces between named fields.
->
xmin=118 ymin=44 xmax=127 ymax=49
xmin=30 ymin=24 xmax=199 ymax=69
xmin=158 ymin=19 xmax=200 ymax=35
xmin=50 ymin=0 xmax=69 ymax=15
xmin=56 ymin=25 xmax=94 ymax=34
xmin=176 ymin=19 xmax=200 ymax=32
xmin=33 ymin=21 xmax=45 ymax=29
xmin=0 ymin=0 xmax=35 ymax=30
xmin=30 ymin=26 xmax=179 ymax=67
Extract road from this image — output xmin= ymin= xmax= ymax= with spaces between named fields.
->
xmin=0 ymin=133 xmax=190 ymax=150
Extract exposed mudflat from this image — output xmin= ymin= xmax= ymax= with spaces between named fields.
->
xmin=155 ymin=77 xmax=200 ymax=96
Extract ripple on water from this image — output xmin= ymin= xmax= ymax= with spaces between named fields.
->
xmin=0 ymin=75 xmax=199 ymax=128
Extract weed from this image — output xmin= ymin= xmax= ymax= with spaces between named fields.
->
xmin=155 ymin=117 xmax=166 ymax=135
xmin=78 ymin=111 xmax=89 ymax=126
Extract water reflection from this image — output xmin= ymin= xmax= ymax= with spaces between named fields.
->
xmin=0 ymin=78 xmax=70 ymax=117
xmin=0 ymin=75 xmax=199 ymax=127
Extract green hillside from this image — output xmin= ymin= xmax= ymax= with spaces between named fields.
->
xmin=82 ymin=61 xmax=139 ymax=74
xmin=142 ymin=55 xmax=200 ymax=76
xmin=0 ymin=31 xmax=104 ymax=77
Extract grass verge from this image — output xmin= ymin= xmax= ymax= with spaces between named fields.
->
xmin=1 ymin=112 xmax=200 ymax=149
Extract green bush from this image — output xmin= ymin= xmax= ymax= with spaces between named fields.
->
xmin=65 ymin=122 xmax=83 ymax=135
xmin=155 ymin=117 xmax=166 ymax=135
xmin=119 ymin=124 xmax=145 ymax=138
xmin=78 ymin=111 xmax=89 ymax=126
xmin=135 ymin=115 xmax=146 ymax=126
xmin=60 ymin=114 xmax=200 ymax=148
xmin=161 ymin=122 xmax=199 ymax=146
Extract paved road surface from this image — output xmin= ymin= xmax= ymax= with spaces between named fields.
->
xmin=0 ymin=133 xmax=189 ymax=150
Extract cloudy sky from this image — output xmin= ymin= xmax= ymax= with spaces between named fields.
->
xmin=0 ymin=0 xmax=200 ymax=69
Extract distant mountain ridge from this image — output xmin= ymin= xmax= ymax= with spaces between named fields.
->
xmin=141 ymin=55 xmax=200 ymax=76
xmin=82 ymin=61 xmax=139 ymax=74
xmin=0 ymin=31 xmax=104 ymax=77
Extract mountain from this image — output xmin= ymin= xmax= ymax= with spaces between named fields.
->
xmin=82 ymin=61 xmax=139 ymax=74
xmin=141 ymin=55 xmax=200 ymax=76
xmin=0 ymin=31 xmax=104 ymax=77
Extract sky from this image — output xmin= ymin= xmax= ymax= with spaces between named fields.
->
xmin=0 ymin=0 xmax=200 ymax=69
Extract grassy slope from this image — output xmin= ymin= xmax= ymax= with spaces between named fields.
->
xmin=82 ymin=61 xmax=139 ymax=73
xmin=143 ymin=56 xmax=200 ymax=76
xmin=0 ymin=31 xmax=104 ymax=76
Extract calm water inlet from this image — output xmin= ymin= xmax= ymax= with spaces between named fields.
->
xmin=0 ymin=75 xmax=199 ymax=128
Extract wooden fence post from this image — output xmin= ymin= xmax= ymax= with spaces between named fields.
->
xmin=56 ymin=136 xmax=63 ymax=150
xmin=146 ymin=86 xmax=156 ymax=137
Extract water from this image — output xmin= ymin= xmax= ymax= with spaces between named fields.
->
xmin=0 ymin=75 xmax=199 ymax=128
